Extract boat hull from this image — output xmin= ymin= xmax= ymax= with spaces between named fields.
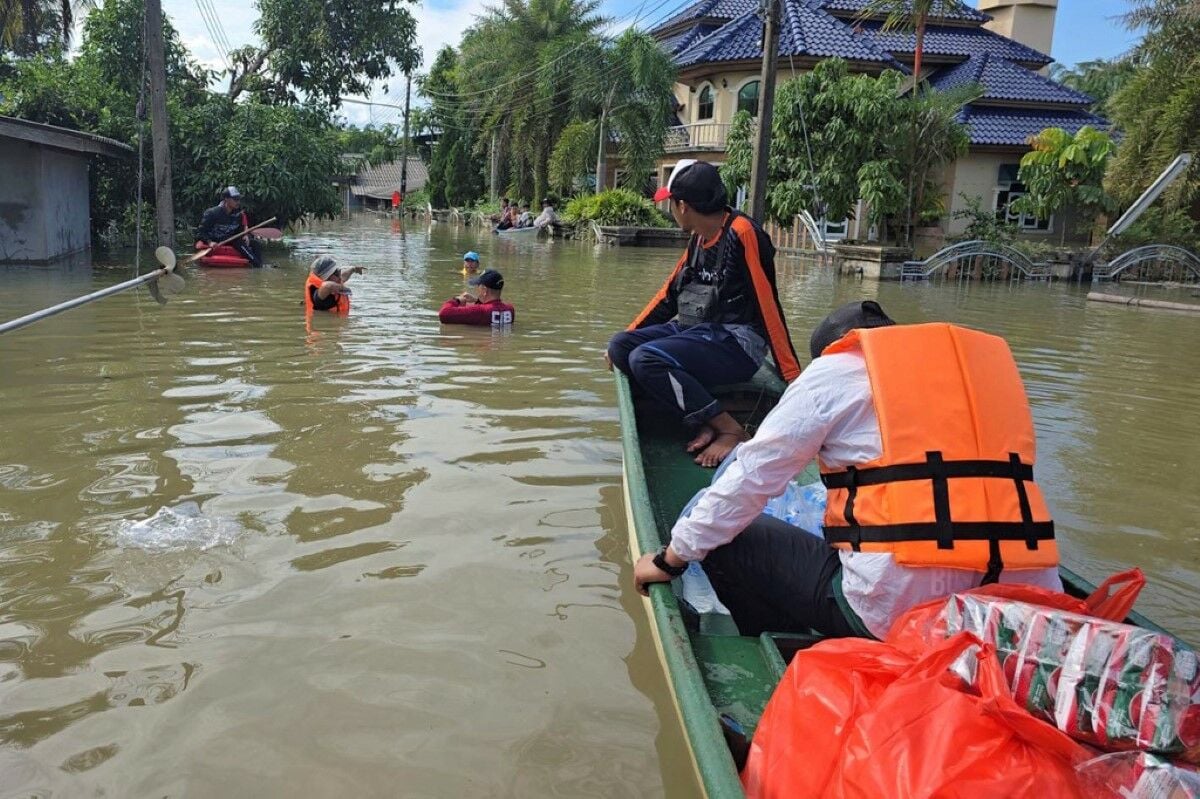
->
xmin=195 ymin=242 xmax=252 ymax=268
xmin=614 ymin=368 xmax=1172 ymax=799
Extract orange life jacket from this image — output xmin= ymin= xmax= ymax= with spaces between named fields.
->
xmin=305 ymin=273 xmax=350 ymax=314
xmin=819 ymin=323 xmax=1057 ymax=582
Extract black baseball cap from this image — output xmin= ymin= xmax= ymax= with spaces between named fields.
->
xmin=809 ymin=300 xmax=896 ymax=359
xmin=468 ymin=269 xmax=504 ymax=290
xmin=653 ymin=159 xmax=727 ymax=212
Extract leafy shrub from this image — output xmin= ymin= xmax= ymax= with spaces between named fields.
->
xmin=561 ymin=189 xmax=670 ymax=228
xmin=950 ymin=193 xmax=1018 ymax=246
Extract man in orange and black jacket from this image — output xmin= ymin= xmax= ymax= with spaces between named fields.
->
xmin=606 ymin=160 xmax=801 ymax=468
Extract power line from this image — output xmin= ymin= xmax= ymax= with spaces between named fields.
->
xmin=417 ymin=0 xmax=688 ymax=100
xmin=193 ymin=0 xmax=232 ymax=71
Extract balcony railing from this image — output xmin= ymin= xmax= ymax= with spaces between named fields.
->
xmin=664 ymin=122 xmax=731 ymax=153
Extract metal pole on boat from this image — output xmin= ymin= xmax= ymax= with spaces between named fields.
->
xmin=0 ymin=248 xmax=183 ymax=337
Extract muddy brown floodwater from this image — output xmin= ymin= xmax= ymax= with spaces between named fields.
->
xmin=1 ymin=214 xmax=1198 ymax=796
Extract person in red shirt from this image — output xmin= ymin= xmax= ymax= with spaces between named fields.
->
xmin=438 ymin=269 xmax=515 ymax=326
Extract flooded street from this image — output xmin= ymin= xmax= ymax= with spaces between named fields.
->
xmin=1 ymin=214 xmax=1199 ymax=796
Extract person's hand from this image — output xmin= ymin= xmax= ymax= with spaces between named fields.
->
xmin=458 ymin=292 xmax=478 ymax=304
xmin=634 ymin=552 xmax=673 ymax=596
xmin=604 ymin=351 xmax=613 ymax=371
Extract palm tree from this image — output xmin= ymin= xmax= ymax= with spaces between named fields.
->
xmin=456 ymin=0 xmax=606 ymax=201
xmin=859 ymin=0 xmax=952 ymax=85
xmin=1 ymin=0 xmax=87 ymax=53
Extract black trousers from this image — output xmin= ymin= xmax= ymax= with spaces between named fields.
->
xmin=700 ymin=513 xmax=864 ymax=638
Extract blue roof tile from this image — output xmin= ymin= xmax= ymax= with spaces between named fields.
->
xmin=859 ymin=20 xmax=1052 ymax=65
xmin=652 ymin=0 xmax=756 ymax=35
xmin=959 ymin=106 xmax=1109 ymax=146
xmin=675 ymin=0 xmax=906 ymax=70
xmin=930 ymin=54 xmax=1093 ymax=105
xmin=819 ymin=0 xmax=989 ymax=24
xmin=660 ymin=23 xmax=721 ymax=54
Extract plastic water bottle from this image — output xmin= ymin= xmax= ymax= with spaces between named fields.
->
xmin=681 ymin=562 xmax=731 ymax=615
xmin=763 ymin=480 xmax=827 ymax=537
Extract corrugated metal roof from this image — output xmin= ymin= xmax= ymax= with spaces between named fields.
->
xmin=856 ymin=20 xmax=1052 ymax=65
xmin=958 ymin=106 xmax=1109 ymax=146
xmin=675 ymin=0 xmax=906 ymax=70
xmin=351 ymin=157 xmax=429 ymax=199
xmin=930 ymin=53 xmax=1093 ymax=106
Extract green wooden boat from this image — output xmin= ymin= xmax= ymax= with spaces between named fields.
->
xmin=615 ymin=369 xmax=1170 ymax=799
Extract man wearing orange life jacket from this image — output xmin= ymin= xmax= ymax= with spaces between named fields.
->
xmin=606 ymin=160 xmax=801 ymax=468
xmin=305 ymin=255 xmax=364 ymax=314
xmin=633 ymin=300 xmax=1062 ymax=638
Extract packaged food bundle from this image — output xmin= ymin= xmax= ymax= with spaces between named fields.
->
xmin=1075 ymin=751 xmax=1200 ymax=799
xmin=942 ymin=594 xmax=1200 ymax=760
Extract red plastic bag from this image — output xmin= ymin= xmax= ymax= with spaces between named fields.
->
xmin=742 ymin=632 xmax=1090 ymax=799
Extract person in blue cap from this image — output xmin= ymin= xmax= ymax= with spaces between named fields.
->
xmin=462 ymin=251 xmax=481 ymax=275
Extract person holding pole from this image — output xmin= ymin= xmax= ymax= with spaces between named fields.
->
xmin=196 ymin=186 xmax=263 ymax=267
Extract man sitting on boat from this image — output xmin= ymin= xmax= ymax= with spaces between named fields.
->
xmin=516 ymin=204 xmax=533 ymax=228
xmin=606 ymin=160 xmax=801 ymax=468
xmin=533 ymin=199 xmax=557 ymax=229
xmin=305 ymin=255 xmax=364 ymax=314
xmin=495 ymin=203 xmax=518 ymax=232
xmin=196 ymin=186 xmax=263 ymax=267
xmin=634 ymin=300 xmax=1063 ymax=639
xmin=438 ymin=269 xmax=515 ymax=326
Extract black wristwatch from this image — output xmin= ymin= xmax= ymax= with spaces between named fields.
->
xmin=652 ymin=546 xmax=687 ymax=577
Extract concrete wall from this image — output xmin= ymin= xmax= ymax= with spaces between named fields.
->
xmin=0 ymin=139 xmax=92 ymax=262
xmin=676 ymin=71 xmax=766 ymax=126
xmin=979 ymin=0 xmax=1057 ymax=63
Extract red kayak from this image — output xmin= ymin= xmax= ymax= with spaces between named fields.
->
xmin=194 ymin=241 xmax=251 ymax=268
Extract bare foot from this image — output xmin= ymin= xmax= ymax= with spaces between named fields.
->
xmin=694 ymin=431 xmax=749 ymax=468
xmin=686 ymin=425 xmax=716 ymax=453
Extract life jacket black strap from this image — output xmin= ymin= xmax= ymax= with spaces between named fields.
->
xmin=821 ymin=457 xmax=1035 ymax=489
xmin=822 ymin=520 xmax=1055 ymax=545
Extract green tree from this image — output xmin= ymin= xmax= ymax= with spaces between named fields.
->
xmin=1 ymin=0 xmax=89 ymax=54
xmin=453 ymin=0 xmax=606 ymax=202
xmin=858 ymin=0 xmax=953 ymax=84
xmin=577 ymin=29 xmax=676 ymax=191
xmin=1010 ymin=126 xmax=1114 ymax=245
xmin=227 ymin=0 xmax=419 ymax=105
xmin=1104 ymin=0 xmax=1200 ymax=214
xmin=1 ymin=0 xmax=345 ymax=238
xmin=719 ymin=110 xmax=754 ymax=205
xmin=1048 ymin=59 xmax=1136 ymax=115
xmin=723 ymin=59 xmax=971 ymax=239
xmin=548 ymin=119 xmax=595 ymax=195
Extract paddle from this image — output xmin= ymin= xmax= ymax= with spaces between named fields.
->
xmin=191 ymin=217 xmax=278 ymax=262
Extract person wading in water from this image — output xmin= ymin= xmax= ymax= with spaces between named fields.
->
xmin=606 ymin=160 xmax=801 ymax=467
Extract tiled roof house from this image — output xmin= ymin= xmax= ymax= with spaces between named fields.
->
xmin=649 ymin=0 xmax=1103 ymax=240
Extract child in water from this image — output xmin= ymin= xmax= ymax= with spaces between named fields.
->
xmin=462 ymin=251 xmax=481 ymax=275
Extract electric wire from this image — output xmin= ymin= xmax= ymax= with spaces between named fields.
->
xmin=416 ymin=0 xmax=691 ymax=101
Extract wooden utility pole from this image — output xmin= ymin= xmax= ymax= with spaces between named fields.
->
xmin=400 ymin=70 xmax=412 ymax=207
xmin=145 ymin=0 xmax=175 ymax=247
xmin=748 ymin=0 xmax=780 ymax=220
